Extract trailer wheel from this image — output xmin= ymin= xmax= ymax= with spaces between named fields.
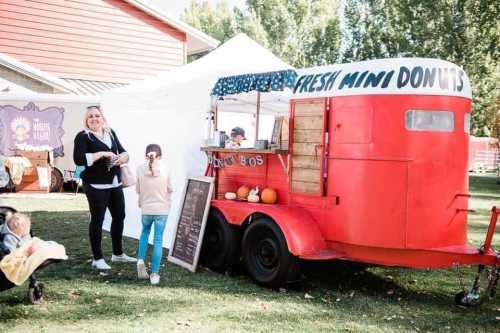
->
xmin=242 ymin=217 xmax=300 ymax=289
xmin=200 ymin=209 xmax=240 ymax=273
xmin=50 ymin=168 xmax=63 ymax=192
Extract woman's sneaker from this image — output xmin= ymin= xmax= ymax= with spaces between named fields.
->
xmin=137 ymin=260 xmax=149 ymax=280
xmin=150 ymin=273 xmax=160 ymax=285
xmin=111 ymin=253 xmax=137 ymax=263
xmin=92 ymin=259 xmax=111 ymax=270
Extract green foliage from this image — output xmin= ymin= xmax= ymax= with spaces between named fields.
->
xmin=183 ymin=0 xmax=342 ymax=67
xmin=342 ymin=0 xmax=500 ymax=137
xmin=183 ymin=0 xmax=236 ymax=43
xmin=183 ymin=0 xmax=498 ymax=136
xmin=1 ymin=177 xmax=498 ymax=332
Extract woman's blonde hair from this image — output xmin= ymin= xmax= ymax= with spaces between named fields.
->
xmin=7 ymin=213 xmax=31 ymax=237
xmin=84 ymin=105 xmax=109 ymax=132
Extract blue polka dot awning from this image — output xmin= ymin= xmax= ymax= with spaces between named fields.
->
xmin=211 ymin=69 xmax=297 ymax=97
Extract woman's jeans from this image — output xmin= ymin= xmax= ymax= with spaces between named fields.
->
xmin=83 ymin=184 xmax=125 ymax=260
xmin=137 ymin=215 xmax=167 ymax=273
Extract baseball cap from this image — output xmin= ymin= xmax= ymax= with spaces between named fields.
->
xmin=231 ymin=127 xmax=246 ymax=139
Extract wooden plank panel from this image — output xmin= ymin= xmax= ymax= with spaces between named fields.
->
xmin=104 ymin=0 xmax=185 ymax=40
xmin=0 ymin=44 xmax=183 ymax=70
xmin=0 ymin=9 xmax=182 ymax=44
xmin=293 ymin=129 xmax=322 ymax=143
xmin=292 ymin=156 xmax=320 ymax=170
xmin=0 ymin=26 xmax=183 ymax=57
xmin=28 ymin=0 xmax=184 ymax=41
xmin=4 ymin=51 xmax=175 ymax=76
xmin=0 ymin=2 xmax=176 ymax=36
xmin=17 ymin=0 xmax=169 ymax=28
xmin=28 ymin=0 xmax=135 ymax=18
xmin=294 ymin=116 xmax=323 ymax=130
xmin=292 ymin=143 xmax=320 ymax=156
xmin=292 ymin=168 xmax=320 ymax=182
xmin=294 ymin=102 xmax=324 ymax=116
xmin=291 ymin=181 xmax=320 ymax=194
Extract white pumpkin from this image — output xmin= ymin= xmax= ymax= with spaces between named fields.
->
xmin=247 ymin=194 xmax=260 ymax=203
xmin=225 ymin=192 xmax=237 ymax=200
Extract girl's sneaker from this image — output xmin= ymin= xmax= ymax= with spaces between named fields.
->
xmin=150 ymin=273 xmax=160 ymax=285
xmin=137 ymin=260 xmax=149 ymax=280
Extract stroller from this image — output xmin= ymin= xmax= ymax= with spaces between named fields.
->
xmin=0 ymin=206 xmax=61 ymax=304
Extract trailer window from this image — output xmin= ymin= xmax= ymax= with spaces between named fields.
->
xmin=405 ymin=110 xmax=454 ymax=132
xmin=464 ymin=113 xmax=471 ymax=134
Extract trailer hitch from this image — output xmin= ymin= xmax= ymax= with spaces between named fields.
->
xmin=455 ymin=207 xmax=499 ymax=307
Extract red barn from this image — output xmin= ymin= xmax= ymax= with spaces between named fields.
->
xmin=0 ymin=0 xmax=218 ymax=94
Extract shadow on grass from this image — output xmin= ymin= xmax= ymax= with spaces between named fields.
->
xmin=1 ymin=210 xmax=499 ymax=332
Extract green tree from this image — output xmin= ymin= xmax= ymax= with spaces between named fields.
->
xmin=342 ymin=0 xmax=499 ymax=137
xmin=183 ymin=0 xmax=342 ymax=67
xmin=183 ymin=0 xmax=236 ymax=43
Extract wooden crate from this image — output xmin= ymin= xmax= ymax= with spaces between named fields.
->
xmin=14 ymin=150 xmax=51 ymax=193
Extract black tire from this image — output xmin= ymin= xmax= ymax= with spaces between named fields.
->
xmin=200 ymin=209 xmax=240 ymax=273
xmin=28 ymin=283 xmax=44 ymax=304
xmin=50 ymin=168 xmax=63 ymax=192
xmin=242 ymin=217 xmax=301 ymax=289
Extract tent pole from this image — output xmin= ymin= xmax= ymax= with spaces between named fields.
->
xmin=214 ymin=101 xmax=218 ymax=131
xmin=255 ymin=91 xmax=261 ymax=145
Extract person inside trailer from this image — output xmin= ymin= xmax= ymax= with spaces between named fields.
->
xmin=225 ymin=126 xmax=247 ymax=148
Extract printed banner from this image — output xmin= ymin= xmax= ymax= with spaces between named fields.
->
xmin=0 ymin=102 xmax=65 ymax=157
xmin=294 ymin=58 xmax=472 ymax=99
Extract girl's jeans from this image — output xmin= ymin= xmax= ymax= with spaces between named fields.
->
xmin=137 ymin=214 xmax=167 ymax=273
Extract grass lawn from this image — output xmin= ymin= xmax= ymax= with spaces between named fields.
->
xmin=0 ymin=176 xmax=499 ymax=333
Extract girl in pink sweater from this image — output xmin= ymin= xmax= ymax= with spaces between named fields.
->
xmin=135 ymin=144 xmax=173 ymax=285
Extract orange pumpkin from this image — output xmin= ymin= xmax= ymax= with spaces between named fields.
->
xmin=261 ymin=188 xmax=277 ymax=204
xmin=236 ymin=185 xmax=251 ymax=200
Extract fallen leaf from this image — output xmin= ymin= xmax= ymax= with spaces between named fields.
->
xmin=69 ymin=290 xmax=81 ymax=300
xmin=94 ymin=298 xmax=102 ymax=304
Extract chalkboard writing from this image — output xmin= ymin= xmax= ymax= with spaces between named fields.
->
xmin=168 ymin=176 xmax=214 ymax=272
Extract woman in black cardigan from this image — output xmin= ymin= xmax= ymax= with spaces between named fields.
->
xmin=73 ymin=106 xmax=136 ymax=270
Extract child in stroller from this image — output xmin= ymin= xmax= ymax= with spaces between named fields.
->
xmin=0 ymin=206 xmax=64 ymax=304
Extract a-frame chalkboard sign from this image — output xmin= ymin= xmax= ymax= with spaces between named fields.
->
xmin=168 ymin=176 xmax=214 ymax=272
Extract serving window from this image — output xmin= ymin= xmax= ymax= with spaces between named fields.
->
xmin=405 ymin=110 xmax=454 ymax=132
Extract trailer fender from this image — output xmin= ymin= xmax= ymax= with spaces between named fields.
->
xmin=211 ymin=201 xmax=326 ymax=257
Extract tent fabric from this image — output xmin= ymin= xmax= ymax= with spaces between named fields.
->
xmin=211 ymin=69 xmax=297 ymax=97
xmin=101 ymin=33 xmax=293 ymax=248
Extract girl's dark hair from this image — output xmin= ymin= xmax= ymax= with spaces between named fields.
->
xmin=146 ymin=144 xmax=162 ymax=176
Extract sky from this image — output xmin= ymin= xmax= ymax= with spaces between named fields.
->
xmin=145 ymin=0 xmax=246 ymax=19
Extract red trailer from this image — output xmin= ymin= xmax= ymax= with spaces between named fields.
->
xmin=200 ymin=59 xmax=499 ymax=306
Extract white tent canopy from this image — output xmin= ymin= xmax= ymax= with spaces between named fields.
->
xmin=101 ymin=33 xmax=293 ymax=247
